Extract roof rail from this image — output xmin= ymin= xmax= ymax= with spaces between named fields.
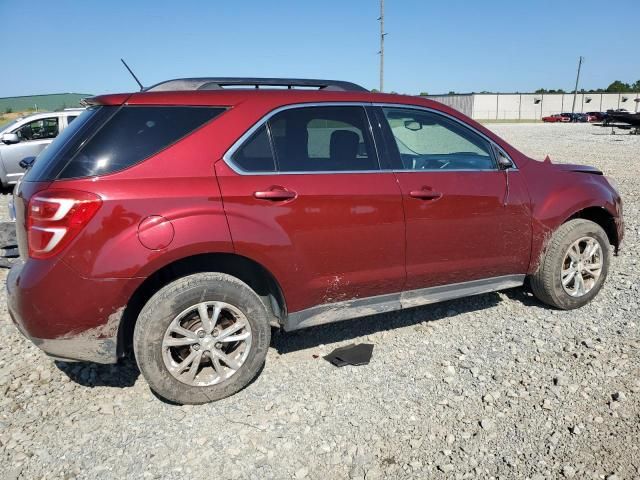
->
xmin=144 ymin=77 xmax=368 ymax=93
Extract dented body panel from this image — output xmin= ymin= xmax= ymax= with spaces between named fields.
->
xmin=519 ymin=159 xmax=623 ymax=273
xmin=6 ymin=259 xmax=129 ymax=363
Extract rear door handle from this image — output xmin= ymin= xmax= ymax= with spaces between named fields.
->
xmin=253 ymin=187 xmax=297 ymax=201
xmin=409 ymin=189 xmax=442 ymax=200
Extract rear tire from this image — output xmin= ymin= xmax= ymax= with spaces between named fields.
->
xmin=530 ymin=219 xmax=610 ymax=309
xmin=133 ymin=272 xmax=271 ymax=404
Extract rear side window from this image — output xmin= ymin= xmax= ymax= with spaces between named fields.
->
xmin=232 ymin=125 xmax=275 ymax=172
xmin=229 ymin=106 xmax=379 ymax=173
xmin=25 ymin=106 xmax=225 ymax=181
xmin=269 ymin=106 xmax=378 ymax=172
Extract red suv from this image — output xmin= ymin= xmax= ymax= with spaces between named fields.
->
xmin=7 ymin=78 xmax=624 ymax=404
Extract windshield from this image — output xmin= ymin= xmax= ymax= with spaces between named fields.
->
xmin=0 ymin=119 xmax=21 ymax=133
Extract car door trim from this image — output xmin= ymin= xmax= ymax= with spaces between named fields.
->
xmin=283 ymin=274 xmax=525 ymax=331
xmin=222 ymin=102 xmax=517 ymax=175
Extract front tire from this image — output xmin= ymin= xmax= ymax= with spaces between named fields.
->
xmin=530 ymin=219 xmax=610 ymax=309
xmin=133 ymin=272 xmax=271 ymax=404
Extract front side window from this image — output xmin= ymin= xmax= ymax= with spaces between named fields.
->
xmin=14 ymin=117 xmax=59 ymax=141
xmin=382 ymin=108 xmax=495 ymax=171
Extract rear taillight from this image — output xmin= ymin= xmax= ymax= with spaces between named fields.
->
xmin=27 ymin=189 xmax=102 ymax=259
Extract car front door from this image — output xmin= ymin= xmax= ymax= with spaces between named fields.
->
xmin=375 ymin=106 xmax=531 ymax=293
xmin=2 ymin=116 xmax=59 ymax=183
xmin=216 ymin=105 xmax=406 ymax=325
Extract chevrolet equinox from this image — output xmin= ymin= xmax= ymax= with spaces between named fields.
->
xmin=7 ymin=78 xmax=624 ymax=404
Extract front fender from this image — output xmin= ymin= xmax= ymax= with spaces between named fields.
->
xmin=525 ymin=168 xmax=620 ymax=273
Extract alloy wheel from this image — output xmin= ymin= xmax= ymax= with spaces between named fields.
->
xmin=561 ymin=236 xmax=603 ymax=297
xmin=161 ymin=301 xmax=252 ymax=386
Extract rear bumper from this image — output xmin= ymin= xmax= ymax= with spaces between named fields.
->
xmin=6 ymin=258 xmax=134 ymax=364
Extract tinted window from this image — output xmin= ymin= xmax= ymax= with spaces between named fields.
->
xmin=382 ymin=108 xmax=495 ymax=171
xmin=25 ymin=106 xmax=224 ymax=181
xmin=60 ymin=106 xmax=224 ymax=178
xmin=268 ymin=106 xmax=378 ymax=172
xmin=231 ymin=125 xmax=275 ymax=172
xmin=25 ymin=107 xmax=110 ymax=182
xmin=14 ymin=117 xmax=59 ymax=141
xmin=67 ymin=116 xmax=78 ymax=124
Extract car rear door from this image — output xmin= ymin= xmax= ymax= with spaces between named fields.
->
xmin=215 ymin=104 xmax=406 ymax=320
xmin=373 ymin=105 xmax=531 ymax=292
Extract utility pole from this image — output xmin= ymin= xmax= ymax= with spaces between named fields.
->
xmin=378 ymin=0 xmax=385 ymax=92
xmin=571 ymin=56 xmax=584 ymax=114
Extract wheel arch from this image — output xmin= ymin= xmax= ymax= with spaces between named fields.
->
xmin=117 ymin=252 xmax=287 ymax=358
xmin=529 ymin=199 xmax=619 ymax=274
xmin=567 ymin=206 xmax=619 ymax=251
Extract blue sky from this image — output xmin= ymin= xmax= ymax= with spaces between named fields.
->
xmin=1 ymin=0 xmax=638 ymax=97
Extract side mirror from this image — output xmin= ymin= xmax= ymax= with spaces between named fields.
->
xmin=496 ymin=149 xmax=514 ymax=170
xmin=1 ymin=133 xmax=20 ymax=145
xmin=19 ymin=156 xmax=36 ymax=170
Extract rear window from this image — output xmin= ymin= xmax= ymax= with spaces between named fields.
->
xmin=25 ymin=106 xmax=225 ymax=181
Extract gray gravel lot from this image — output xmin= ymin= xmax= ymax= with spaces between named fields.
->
xmin=0 ymin=123 xmax=638 ymax=479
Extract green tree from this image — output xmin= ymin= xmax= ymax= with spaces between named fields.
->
xmin=632 ymin=80 xmax=640 ymax=91
xmin=606 ymin=80 xmax=631 ymax=92
xmin=419 ymin=91 xmax=429 ymax=96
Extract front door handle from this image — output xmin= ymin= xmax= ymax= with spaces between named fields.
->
xmin=409 ymin=189 xmax=442 ymax=200
xmin=254 ymin=187 xmax=297 ymax=201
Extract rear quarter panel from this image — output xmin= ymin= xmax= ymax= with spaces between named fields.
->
xmin=56 ymin=112 xmax=236 ymax=280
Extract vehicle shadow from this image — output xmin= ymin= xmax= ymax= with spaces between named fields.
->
xmin=54 ymin=356 xmax=140 ymax=388
xmin=272 ymin=287 xmax=541 ymax=355
xmin=52 ymin=288 xmax=542 ymax=392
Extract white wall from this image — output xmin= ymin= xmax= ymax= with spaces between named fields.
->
xmin=464 ymin=92 xmax=640 ymax=120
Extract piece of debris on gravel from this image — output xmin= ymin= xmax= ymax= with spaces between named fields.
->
xmin=0 ymin=124 xmax=638 ymax=478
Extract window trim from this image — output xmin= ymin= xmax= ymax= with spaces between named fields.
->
xmin=224 ymin=103 xmax=383 ymax=175
xmin=222 ymin=102 xmax=517 ymax=175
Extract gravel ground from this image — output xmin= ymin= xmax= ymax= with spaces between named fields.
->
xmin=0 ymin=123 xmax=638 ymax=479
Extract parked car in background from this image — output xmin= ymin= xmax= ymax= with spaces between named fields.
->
xmin=0 ymin=109 xmax=84 ymax=186
xmin=542 ymin=113 xmax=570 ymax=123
xmin=586 ymin=112 xmax=606 ymax=122
xmin=574 ymin=113 xmax=589 ymax=123
xmin=560 ymin=113 xmax=577 ymax=122
xmin=7 ymin=78 xmax=624 ymax=404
